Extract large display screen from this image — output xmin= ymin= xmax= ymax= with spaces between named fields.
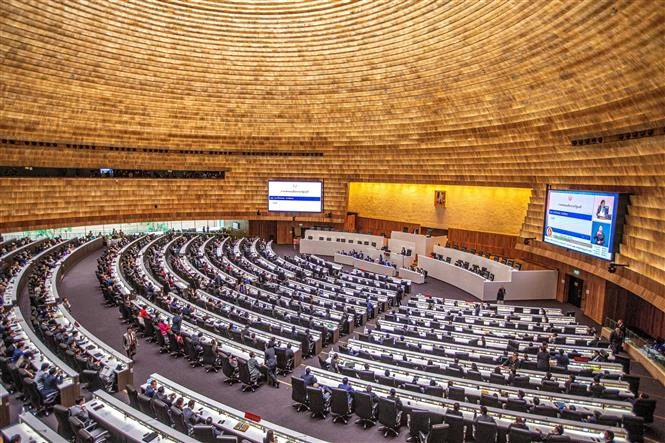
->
xmin=268 ymin=181 xmax=323 ymax=213
xmin=543 ymin=189 xmax=622 ymax=261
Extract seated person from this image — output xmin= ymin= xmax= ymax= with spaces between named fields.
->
xmin=69 ymin=397 xmax=91 ymax=425
xmin=446 ymin=402 xmax=463 ymax=416
xmin=39 ymin=367 xmax=63 ymax=399
xmin=204 ymin=416 xmax=223 ymax=437
xmin=153 ymin=386 xmax=176 ymax=406
xmin=337 ymin=377 xmax=355 ymax=405
xmin=475 ymin=405 xmax=495 ymax=423
xmin=144 ymin=379 xmax=158 ymax=398
xmin=302 ymin=367 xmax=318 ymax=387
xmin=183 ymin=399 xmax=203 ymax=426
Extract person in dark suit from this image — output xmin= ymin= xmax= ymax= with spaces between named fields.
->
xmin=183 ymin=399 xmax=202 ymax=425
xmin=247 ymin=351 xmax=261 ymax=384
xmin=40 ymin=367 xmax=63 ymax=399
xmin=536 ymin=346 xmax=551 ymax=370
xmin=264 ymin=345 xmax=278 ymax=388
xmin=337 ymin=377 xmax=355 ymax=404
xmin=596 ymin=200 xmax=610 ymax=219
xmin=302 ymin=367 xmax=317 ymax=387
xmin=365 ymin=385 xmax=379 ymax=408
xmin=475 ymin=405 xmax=495 ymax=423
xmin=508 ymin=416 xmax=529 ymax=431
xmin=446 ymin=402 xmax=463 ymax=416
xmin=388 ymin=388 xmax=402 ymax=410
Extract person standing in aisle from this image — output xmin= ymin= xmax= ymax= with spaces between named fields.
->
xmin=123 ymin=326 xmax=138 ymax=360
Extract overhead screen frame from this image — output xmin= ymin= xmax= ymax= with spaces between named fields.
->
xmin=267 ymin=180 xmax=324 ymax=213
xmin=542 ymin=187 xmax=627 ymax=261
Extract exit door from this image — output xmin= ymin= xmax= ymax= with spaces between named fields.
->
xmin=566 ymin=275 xmax=584 ymax=307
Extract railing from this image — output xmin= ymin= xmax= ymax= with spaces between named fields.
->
xmin=605 ymin=317 xmax=665 ymax=370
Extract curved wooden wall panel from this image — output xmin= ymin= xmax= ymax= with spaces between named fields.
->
xmin=1 ymin=1 xmax=664 ymax=309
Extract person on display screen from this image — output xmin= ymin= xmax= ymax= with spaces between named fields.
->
xmin=596 ymin=199 xmax=611 ymax=220
xmin=593 ymin=226 xmax=605 ymax=245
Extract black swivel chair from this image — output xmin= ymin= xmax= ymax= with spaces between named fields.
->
xmin=419 ymin=423 xmax=449 ymax=443
xmin=354 ymin=391 xmax=377 ymax=430
xmin=54 ymin=404 xmax=75 ymax=440
xmin=192 ymin=425 xmax=218 ymax=443
xmin=137 ymin=393 xmax=155 ymax=417
xmin=170 ymin=406 xmax=189 ymax=435
xmin=480 ymin=394 xmax=502 ymax=408
xmin=447 ymin=386 xmax=465 ymax=402
xmin=125 ymin=384 xmax=140 ymax=409
xmin=221 ymin=355 xmax=240 ymax=385
xmin=509 ymin=427 xmax=537 ymax=443
xmin=622 ymin=414 xmax=644 ymax=443
xmin=306 ymin=386 xmax=330 ymax=419
xmin=540 ymin=380 xmax=562 ymax=393
xmin=25 ymin=378 xmax=57 ymax=416
xmin=424 ymin=385 xmax=444 ymax=398
xmin=202 ymin=343 xmax=221 ymax=372
xmin=532 ymin=405 xmax=559 ymax=418
xmin=632 ymin=398 xmax=656 ymax=424
xmin=330 ymin=388 xmax=352 ymax=424
xmin=276 ymin=348 xmax=294 ymax=376
xmin=505 ymin=399 xmax=528 ymax=413
xmin=444 ymin=414 xmax=465 ymax=443
xmin=407 ymin=409 xmax=430 ymax=442
xmin=68 ymin=417 xmax=109 ymax=442
xmin=377 ymin=397 xmax=401 ymax=437
xmin=474 ymin=420 xmax=498 ymax=443
xmin=238 ymin=361 xmax=260 ymax=392
xmin=152 ymin=399 xmax=173 ymax=426
xmin=291 ymin=377 xmax=310 ymax=412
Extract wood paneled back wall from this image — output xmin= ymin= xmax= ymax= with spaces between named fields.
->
xmin=1 ymin=1 xmax=664 ymax=322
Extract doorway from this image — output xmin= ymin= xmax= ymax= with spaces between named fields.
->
xmin=565 ymin=275 xmax=584 ymax=307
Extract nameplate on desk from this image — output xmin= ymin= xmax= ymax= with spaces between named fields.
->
xmin=234 ymin=421 xmax=251 ymax=432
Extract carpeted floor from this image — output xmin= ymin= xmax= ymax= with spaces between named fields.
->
xmin=23 ymin=244 xmax=662 ymax=442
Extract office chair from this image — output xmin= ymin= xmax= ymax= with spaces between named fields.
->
xmin=152 ymin=399 xmax=173 ymax=426
xmin=418 ymin=423 xmax=449 ymax=443
xmin=622 ymin=415 xmax=644 ymax=443
xmin=504 ymin=399 xmax=528 ymax=413
xmin=68 ymin=417 xmax=109 ymax=442
xmin=377 ymin=397 xmax=401 ymax=437
xmin=353 ymin=392 xmax=377 ymax=429
xmin=184 ymin=337 xmax=203 ymax=367
xmin=170 ymin=406 xmax=189 ymax=435
xmin=330 ymin=388 xmax=352 ymax=424
xmin=306 ymin=386 xmax=330 ymax=419
xmin=480 ymin=394 xmax=502 ymax=409
xmin=511 ymin=376 xmax=532 ymax=389
xmin=54 ymin=404 xmax=76 ymax=440
xmin=154 ymin=332 xmax=169 ymax=354
xmin=444 ymin=414 xmax=465 ymax=443
xmin=221 ymin=355 xmax=240 ymax=385
xmin=406 ymin=409 xmax=429 ymax=442
xmin=568 ymin=383 xmax=590 ymax=397
xmin=474 ymin=420 xmax=497 ymax=443
xmin=632 ymin=398 xmax=656 ymax=424
xmin=509 ymin=427 xmax=537 ymax=443
xmin=447 ymin=386 xmax=465 ymax=402
xmin=125 ymin=384 xmax=140 ymax=409
xmin=137 ymin=393 xmax=155 ymax=417
xmin=532 ymin=405 xmax=559 ymax=418
xmin=25 ymin=378 xmax=57 ymax=416
xmin=489 ymin=372 xmax=507 ymax=385
xmin=275 ymin=347 xmax=294 ymax=376
xmin=402 ymin=383 xmax=424 ymax=394
xmin=466 ymin=370 xmax=483 ymax=381
xmin=357 ymin=370 xmax=377 ymax=383
xmin=291 ymin=377 xmax=310 ymax=412
xmin=238 ymin=361 xmax=260 ymax=392
xmin=202 ymin=343 xmax=221 ymax=372
xmin=540 ymin=380 xmax=562 ymax=393
xmin=424 ymin=385 xmax=444 ymax=398
xmin=376 ymin=375 xmax=397 ymax=388
xmin=192 ymin=425 xmax=218 ymax=443
xmin=76 ymin=427 xmax=110 ymax=443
